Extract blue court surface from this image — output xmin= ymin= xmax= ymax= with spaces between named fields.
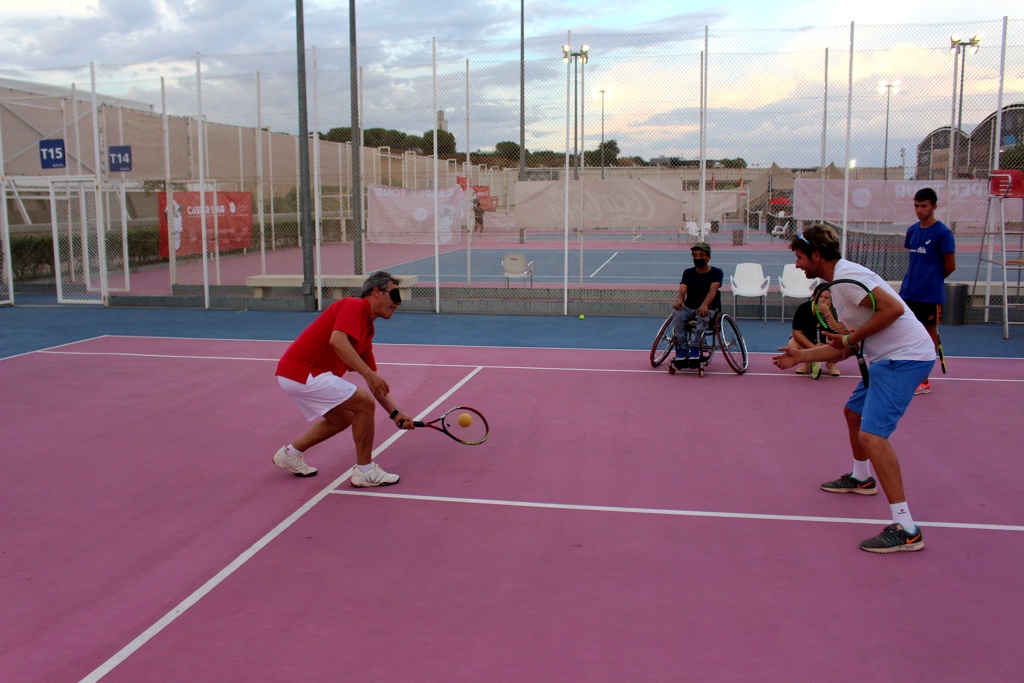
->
xmin=387 ymin=247 xmax=983 ymax=286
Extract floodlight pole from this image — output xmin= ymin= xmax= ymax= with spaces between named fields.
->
xmin=879 ymin=80 xmax=899 ymax=181
xmin=599 ymin=89 xmax=606 ymax=179
xmin=295 ymin=0 xmax=315 ymax=311
xmin=518 ymin=0 xmax=526 ymax=181
xmin=562 ymin=44 xmax=589 ymax=180
xmin=948 ymin=35 xmax=980 ymax=184
xmin=349 ymin=0 xmax=363 ymax=274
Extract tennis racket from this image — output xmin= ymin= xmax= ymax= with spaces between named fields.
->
xmin=936 ymin=305 xmax=947 ymax=374
xmin=412 ymin=406 xmax=489 ymax=445
xmin=813 ymin=279 xmax=876 ymax=387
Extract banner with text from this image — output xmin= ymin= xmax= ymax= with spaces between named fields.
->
xmin=513 ymin=179 xmax=740 ymax=231
xmin=793 ymin=179 xmax=990 ymax=226
xmin=367 ymin=184 xmax=466 ymax=244
xmin=158 ymin=192 xmax=253 ymax=258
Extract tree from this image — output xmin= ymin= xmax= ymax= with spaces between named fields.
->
xmin=323 ymin=127 xmax=351 ymax=144
xmin=720 ymin=157 xmax=748 ymax=168
xmin=584 ymin=139 xmax=620 ymax=167
xmin=423 ymin=129 xmax=457 ymax=155
xmin=495 ymin=141 xmax=522 ymax=162
xmin=1002 ymin=144 xmax=1024 ymax=170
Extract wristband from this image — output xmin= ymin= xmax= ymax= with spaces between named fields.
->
xmin=389 ymin=409 xmax=400 ymax=419
xmin=843 ymin=334 xmax=856 ymax=348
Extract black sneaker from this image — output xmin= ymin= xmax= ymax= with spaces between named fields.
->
xmin=859 ymin=523 xmax=924 ymax=553
xmin=820 ymin=473 xmax=877 ymax=495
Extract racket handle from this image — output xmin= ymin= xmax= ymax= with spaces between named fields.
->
xmin=412 ymin=421 xmax=426 ymax=428
xmin=859 ymin=361 xmax=870 ymax=387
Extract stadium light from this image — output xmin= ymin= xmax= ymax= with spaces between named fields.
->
xmin=948 ymin=34 xmax=980 ymax=181
xmin=878 ymin=79 xmax=901 ymax=180
xmin=562 ymin=44 xmax=589 ymax=179
xmin=595 ymin=87 xmax=610 ymax=179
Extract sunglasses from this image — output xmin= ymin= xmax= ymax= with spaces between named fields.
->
xmin=386 ymin=287 xmax=402 ymax=304
xmin=796 ymin=232 xmax=811 ymax=246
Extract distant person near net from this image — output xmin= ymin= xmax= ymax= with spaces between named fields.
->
xmin=900 ymin=187 xmax=956 ymax=396
xmin=273 ymin=271 xmax=413 ymax=487
xmin=772 ymin=225 xmax=935 ymax=553
xmin=670 ymin=241 xmax=723 ymax=370
xmin=473 ymin=195 xmax=485 ymax=234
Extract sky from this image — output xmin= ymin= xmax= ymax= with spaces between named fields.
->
xmin=0 ymin=1 xmax=1017 ymax=169
xmin=0 ymin=0 xmax=1012 ymax=70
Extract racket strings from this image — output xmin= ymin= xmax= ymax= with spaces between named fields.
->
xmin=443 ymin=413 xmax=488 ymax=444
xmin=816 ymin=291 xmax=848 ymax=334
xmin=819 ymin=284 xmax=872 ymax=334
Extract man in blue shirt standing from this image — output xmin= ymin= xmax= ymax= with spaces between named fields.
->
xmin=900 ymin=188 xmax=956 ymax=396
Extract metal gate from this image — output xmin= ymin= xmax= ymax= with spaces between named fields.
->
xmin=43 ymin=177 xmax=130 ymax=304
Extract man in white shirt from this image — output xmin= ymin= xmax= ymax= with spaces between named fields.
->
xmin=772 ymin=225 xmax=935 ymax=554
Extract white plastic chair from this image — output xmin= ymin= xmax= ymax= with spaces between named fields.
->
xmin=502 ymin=253 xmax=534 ymax=287
xmin=771 ymin=220 xmax=790 ymax=239
xmin=730 ymin=263 xmax=770 ymax=321
xmin=778 ymin=264 xmax=817 ymax=321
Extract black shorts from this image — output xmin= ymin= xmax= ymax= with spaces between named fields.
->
xmin=904 ymin=299 xmax=942 ymax=327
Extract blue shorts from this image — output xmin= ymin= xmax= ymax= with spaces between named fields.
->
xmin=845 ymin=359 xmax=934 ymax=438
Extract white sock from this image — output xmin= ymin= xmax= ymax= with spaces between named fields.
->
xmin=851 ymin=459 xmax=872 ymax=482
xmin=890 ymin=502 xmax=917 ymax=533
xmin=286 ymin=444 xmax=303 ymax=456
xmin=357 ymin=462 xmax=374 ymax=472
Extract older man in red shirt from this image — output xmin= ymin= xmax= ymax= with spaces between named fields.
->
xmin=274 ymin=271 xmax=413 ymax=487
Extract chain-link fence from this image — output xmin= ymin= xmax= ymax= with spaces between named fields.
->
xmin=1 ymin=19 xmax=1022 ymax=317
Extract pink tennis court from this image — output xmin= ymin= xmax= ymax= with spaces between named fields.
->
xmin=2 ymin=334 xmax=1022 ymax=682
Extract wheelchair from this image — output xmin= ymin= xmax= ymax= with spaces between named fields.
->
xmin=649 ymin=310 xmax=749 ymax=377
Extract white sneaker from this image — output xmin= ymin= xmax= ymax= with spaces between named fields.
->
xmin=350 ymin=462 xmax=400 ymax=488
xmin=273 ymin=446 xmax=317 ymax=477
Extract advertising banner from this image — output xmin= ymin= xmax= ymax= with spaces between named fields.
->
xmin=367 ymin=184 xmax=465 ymax=244
xmin=158 ymin=192 xmax=253 ymax=258
xmin=793 ymin=179 xmax=989 ymax=226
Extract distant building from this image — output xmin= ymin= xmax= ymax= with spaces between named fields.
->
xmin=916 ymin=103 xmax=1024 ymax=180
xmin=436 ymin=110 xmax=448 ymax=132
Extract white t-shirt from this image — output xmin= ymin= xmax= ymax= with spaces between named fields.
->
xmin=832 ymin=259 xmax=935 ymax=362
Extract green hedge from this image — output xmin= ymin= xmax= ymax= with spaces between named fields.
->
xmin=11 ymin=223 xmax=301 ymax=282
xmin=12 ymin=227 xmax=165 ymax=282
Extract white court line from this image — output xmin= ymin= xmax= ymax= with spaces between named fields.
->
xmin=331 ymin=490 xmax=1024 ymax=533
xmin=77 ymin=367 xmax=484 ymax=683
xmin=0 ymin=334 xmax=110 ymax=362
xmin=589 ymin=251 xmax=618 ymax=278
xmin=31 ymin=349 xmax=1024 ymax=383
xmin=17 ymin=334 xmax=1024 ymax=361
xmin=39 ymin=350 xmax=279 ymax=362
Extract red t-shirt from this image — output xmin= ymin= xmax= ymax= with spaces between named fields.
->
xmin=276 ymin=297 xmax=376 ymax=383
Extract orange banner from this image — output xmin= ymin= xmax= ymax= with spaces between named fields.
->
xmin=158 ymin=192 xmax=253 ymax=258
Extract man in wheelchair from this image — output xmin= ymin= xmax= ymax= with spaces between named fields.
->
xmin=670 ymin=241 xmax=724 ymax=371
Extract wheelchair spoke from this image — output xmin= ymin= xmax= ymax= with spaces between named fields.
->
xmin=649 ymin=315 xmax=675 ymax=367
xmin=717 ymin=313 xmax=749 ymax=374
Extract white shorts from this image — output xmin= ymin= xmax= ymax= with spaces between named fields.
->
xmin=278 ymin=373 xmax=358 ymax=422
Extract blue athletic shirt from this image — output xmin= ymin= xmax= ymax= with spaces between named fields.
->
xmin=900 ymin=220 xmax=955 ymax=304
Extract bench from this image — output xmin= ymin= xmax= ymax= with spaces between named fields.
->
xmin=245 ymin=274 xmax=419 ymax=300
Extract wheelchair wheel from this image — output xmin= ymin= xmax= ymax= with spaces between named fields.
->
xmin=649 ymin=315 xmax=675 ymax=367
xmin=717 ymin=312 xmax=749 ymax=374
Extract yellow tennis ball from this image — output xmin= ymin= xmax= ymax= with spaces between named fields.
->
xmin=579 ymin=314 xmax=585 ymax=320
xmin=458 ymin=413 xmax=473 ymax=428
